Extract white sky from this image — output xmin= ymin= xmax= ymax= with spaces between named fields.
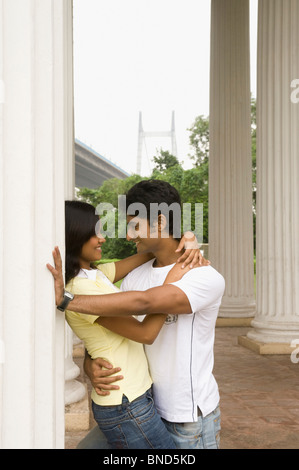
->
xmin=73 ymin=0 xmax=258 ymax=176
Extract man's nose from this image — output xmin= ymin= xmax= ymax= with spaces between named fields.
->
xmin=126 ymin=225 xmax=139 ymax=241
xmin=126 ymin=231 xmax=135 ymax=242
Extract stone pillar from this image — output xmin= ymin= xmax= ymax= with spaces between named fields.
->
xmin=209 ymin=0 xmax=255 ymax=321
xmin=245 ymin=0 xmax=299 ymax=349
xmin=0 ymin=0 xmax=4 ymax=446
xmin=0 ymin=0 xmax=73 ymax=448
xmin=65 ymin=325 xmax=86 ymax=406
xmin=62 ymin=1 xmax=86 ymax=409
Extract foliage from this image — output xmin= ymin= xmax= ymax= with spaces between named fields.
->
xmin=78 ymin=174 xmax=144 ymax=208
xmin=152 ymin=149 xmax=180 ymax=172
xmin=187 ymin=115 xmax=210 ymax=167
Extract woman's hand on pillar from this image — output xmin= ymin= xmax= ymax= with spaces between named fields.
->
xmin=47 ymin=246 xmax=65 ymax=306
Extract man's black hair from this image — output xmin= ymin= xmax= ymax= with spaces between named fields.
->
xmin=125 ymin=179 xmax=182 ymax=238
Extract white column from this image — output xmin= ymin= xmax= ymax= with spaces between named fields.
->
xmin=247 ymin=0 xmax=299 ymax=344
xmin=209 ymin=0 xmax=255 ymax=319
xmin=62 ymin=1 xmax=86 ymax=408
xmin=0 ymin=0 xmax=5 ymax=448
xmin=65 ymin=324 xmax=86 ymax=406
xmin=0 ymin=0 xmax=73 ymax=448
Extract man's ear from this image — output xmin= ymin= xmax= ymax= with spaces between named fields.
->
xmin=157 ymin=214 xmax=168 ymax=233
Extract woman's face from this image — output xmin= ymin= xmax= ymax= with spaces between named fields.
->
xmin=79 ymin=234 xmax=106 ymax=268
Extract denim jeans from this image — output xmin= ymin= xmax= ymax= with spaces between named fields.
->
xmin=76 ymin=424 xmax=110 ymax=449
xmin=91 ymin=388 xmax=176 ymax=449
xmin=162 ymin=404 xmax=221 ymax=449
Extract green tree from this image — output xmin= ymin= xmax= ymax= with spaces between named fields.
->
xmin=185 ymin=115 xmax=210 ymax=242
xmin=152 ymin=149 xmax=180 ymax=172
xmin=78 ymin=174 xmax=144 ymax=208
xmin=180 ymin=167 xmax=209 ymax=243
xmin=187 ymin=115 xmax=210 ymax=167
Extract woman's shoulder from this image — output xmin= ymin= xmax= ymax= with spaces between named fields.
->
xmin=95 ymin=262 xmax=116 ymax=283
xmin=66 ymin=276 xmax=101 ymax=295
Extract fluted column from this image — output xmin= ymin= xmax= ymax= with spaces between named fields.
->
xmin=247 ymin=0 xmax=299 ymax=345
xmin=0 ymin=0 xmax=4 ymax=445
xmin=62 ymin=1 xmax=85 ymax=407
xmin=0 ymin=0 xmax=73 ymax=448
xmin=65 ymin=325 xmax=86 ymax=405
xmin=209 ymin=0 xmax=255 ymax=319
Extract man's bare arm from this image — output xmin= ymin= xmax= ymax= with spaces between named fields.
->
xmin=47 ymin=246 xmax=194 ymax=317
xmin=67 ymin=283 xmax=192 ymax=317
xmin=47 ymin=246 xmax=209 ymax=309
xmin=47 ymin=246 xmax=193 ymax=316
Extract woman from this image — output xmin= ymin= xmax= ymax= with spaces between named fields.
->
xmin=63 ymin=200 xmax=200 ymax=449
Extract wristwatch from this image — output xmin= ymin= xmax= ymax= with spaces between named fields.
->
xmin=57 ymin=290 xmax=74 ymax=312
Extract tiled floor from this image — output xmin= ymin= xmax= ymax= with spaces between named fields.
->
xmin=65 ymin=326 xmax=299 ymax=450
xmin=213 ymin=327 xmax=299 ymax=449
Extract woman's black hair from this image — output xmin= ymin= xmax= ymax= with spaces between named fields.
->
xmin=65 ymin=200 xmax=99 ymax=285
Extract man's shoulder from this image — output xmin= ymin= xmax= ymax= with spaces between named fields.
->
xmin=121 ymin=259 xmax=154 ymax=289
xmin=126 ymin=259 xmax=154 ymax=278
xmin=170 ymin=265 xmax=225 ymax=313
xmin=172 ymin=265 xmax=225 ymax=295
xmin=183 ymin=265 xmax=224 ymax=281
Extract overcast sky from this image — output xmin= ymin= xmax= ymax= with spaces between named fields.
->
xmin=73 ymin=0 xmax=258 ymax=176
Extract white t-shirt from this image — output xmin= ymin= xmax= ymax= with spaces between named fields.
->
xmin=121 ymin=260 xmax=225 ymax=423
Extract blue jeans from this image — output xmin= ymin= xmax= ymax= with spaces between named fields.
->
xmin=76 ymin=425 xmax=110 ymax=449
xmin=162 ymin=404 xmax=221 ymax=449
xmin=91 ymin=388 xmax=176 ymax=449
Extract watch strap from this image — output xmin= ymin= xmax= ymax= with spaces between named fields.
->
xmin=57 ymin=290 xmax=74 ymax=312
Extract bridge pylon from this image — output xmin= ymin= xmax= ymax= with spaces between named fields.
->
xmin=136 ymin=111 xmax=177 ymax=175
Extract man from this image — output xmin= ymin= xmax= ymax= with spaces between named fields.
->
xmin=48 ymin=180 xmax=225 ymax=449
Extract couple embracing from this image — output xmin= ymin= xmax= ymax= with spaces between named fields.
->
xmin=47 ymin=179 xmax=225 ymax=450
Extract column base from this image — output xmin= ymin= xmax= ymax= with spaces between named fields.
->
xmin=72 ymin=341 xmax=85 ymax=358
xmin=238 ymin=335 xmax=295 ymax=355
xmin=248 ymin=319 xmax=299 ymax=344
xmin=65 ymin=384 xmax=90 ymax=431
xmin=218 ymin=301 xmax=256 ymax=320
xmin=216 ymin=317 xmax=253 ymax=327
